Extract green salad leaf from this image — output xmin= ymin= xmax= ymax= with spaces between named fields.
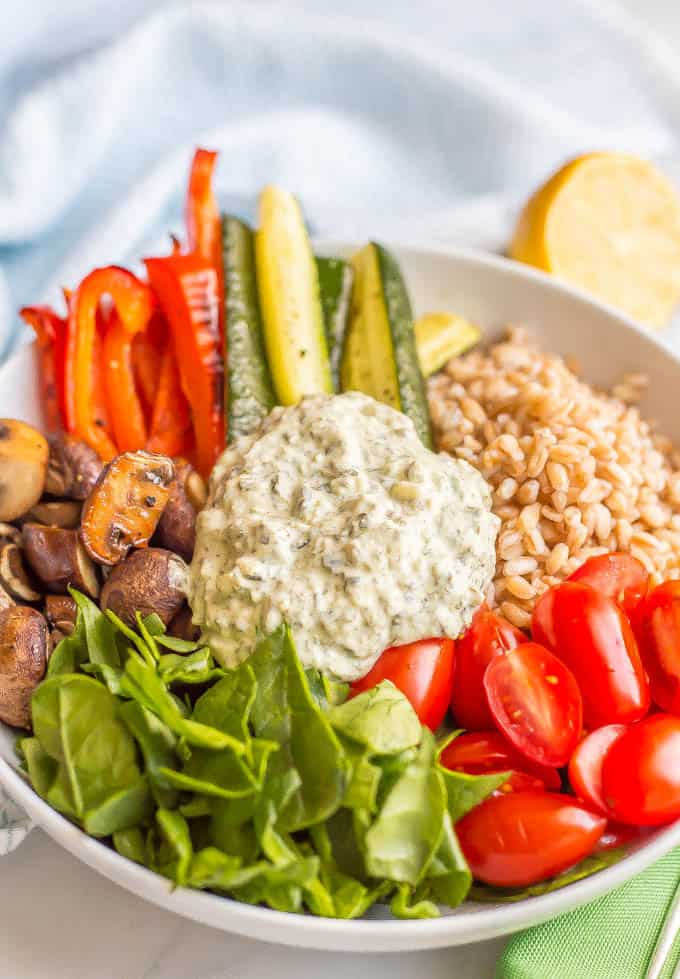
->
xmin=26 ymin=594 xmax=529 ymax=919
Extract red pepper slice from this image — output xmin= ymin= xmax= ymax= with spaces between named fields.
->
xmin=103 ymin=311 xmax=149 ymax=451
xmin=185 ymin=148 xmax=221 ymax=267
xmin=70 ymin=267 xmax=154 ymax=460
xmin=20 ymin=305 xmax=67 ymax=432
xmin=145 ymin=254 xmax=224 ymax=477
xmin=147 ymin=344 xmax=193 ymax=457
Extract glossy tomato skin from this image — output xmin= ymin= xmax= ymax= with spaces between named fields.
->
xmin=595 ymin=822 xmax=647 ymax=853
xmin=439 ymin=730 xmax=561 ymax=792
xmin=601 ymin=713 xmax=680 ymax=826
xmin=483 ymin=642 xmax=582 ymax=768
xmin=350 ymin=637 xmax=454 ymax=730
xmin=569 ymin=552 xmax=649 ymax=620
xmin=635 ymin=581 xmax=680 ymax=715
xmin=532 ymin=582 xmax=650 ymax=729
xmin=457 ymin=791 xmax=606 ymax=887
xmin=568 ymin=724 xmax=627 ymax=814
xmin=450 ymin=606 xmax=526 ymax=730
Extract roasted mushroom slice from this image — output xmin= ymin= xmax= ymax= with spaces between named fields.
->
xmin=0 ymin=582 xmax=15 ymax=613
xmin=26 ymin=500 xmax=82 ymax=529
xmin=0 ymin=544 xmax=41 ymax=602
xmin=0 ymin=420 xmax=49 ymax=522
xmin=0 ymin=523 xmax=22 ymax=550
xmin=100 ymin=547 xmax=188 ymax=627
xmin=168 ymin=603 xmax=200 ymax=643
xmin=81 ymin=452 xmax=175 ymax=565
xmin=23 ymin=525 xmax=99 ymax=598
xmin=154 ymin=460 xmax=200 ymax=562
xmin=183 ymin=466 xmax=207 ymax=512
xmin=45 ymin=435 xmax=103 ymax=501
xmin=44 ymin=594 xmax=78 ymax=635
xmin=0 ymin=606 xmax=49 ymax=728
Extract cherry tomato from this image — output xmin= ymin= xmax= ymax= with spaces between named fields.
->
xmin=351 ymin=637 xmax=454 ymax=730
xmin=601 ymin=713 xmax=680 ymax=826
xmin=569 ymin=552 xmax=649 ymax=620
xmin=594 ymin=823 xmax=646 ymax=853
xmin=439 ymin=730 xmax=562 ymax=792
xmin=568 ymin=724 xmax=627 ymax=814
xmin=450 ymin=606 xmax=526 ymax=730
xmin=457 ymin=791 xmax=606 ymax=887
xmin=635 ymin=581 xmax=680 ymax=715
xmin=483 ymin=642 xmax=582 ymax=767
xmin=533 ymin=582 xmax=650 ymax=728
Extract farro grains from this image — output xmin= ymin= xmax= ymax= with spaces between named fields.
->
xmin=428 ymin=326 xmax=680 ymax=629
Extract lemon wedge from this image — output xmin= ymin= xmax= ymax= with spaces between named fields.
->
xmin=415 ymin=312 xmax=481 ymax=376
xmin=510 ymin=153 xmax=680 ymax=328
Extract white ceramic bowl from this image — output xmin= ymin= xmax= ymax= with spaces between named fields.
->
xmin=1 ymin=243 xmax=680 ymax=953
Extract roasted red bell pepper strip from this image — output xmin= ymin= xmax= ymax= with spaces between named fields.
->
xmin=147 ymin=344 xmax=193 ymax=457
xmin=145 ymin=254 xmax=224 ymax=476
xmin=103 ymin=311 xmax=149 ymax=451
xmin=70 ymin=267 xmax=153 ymax=460
xmin=185 ymin=148 xmax=221 ymax=266
xmin=20 ymin=305 xmax=67 ymax=432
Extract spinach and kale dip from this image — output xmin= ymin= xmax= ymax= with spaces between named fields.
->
xmin=189 ymin=392 xmax=499 ymax=680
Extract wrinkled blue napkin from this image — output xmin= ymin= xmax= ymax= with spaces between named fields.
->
xmin=1 ymin=0 xmax=680 ymax=854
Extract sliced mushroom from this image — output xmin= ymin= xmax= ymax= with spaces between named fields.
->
xmin=49 ymin=628 xmax=67 ymax=654
xmin=168 ymin=603 xmax=200 ymax=643
xmin=26 ymin=501 xmax=82 ymax=529
xmin=22 ymin=524 xmax=99 ymax=598
xmin=0 ymin=582 xmax=15 ymax=613
xmin=45 ymin=435 xmax=103 ymax=501
xmin=81 ymin=452 xmax=175 ymax=565
xmin=0 ymin=544 xmax=42 ymax=602
xmin=0 ymin=524 xmax=22 ymax=549
xmin=0 ymin=420 xmax=49 ymax=522
xmin=44 ymin=594 xmax=78 ymax=635
xmin=0 ymin=606 xmax=49 ymax=728
xmin=154 ymin=460 xmax=198 ymax=562
xmin=100 ymin=547 xmax=188 ymax=627
xmin=183 ymin=467 xmax=207 ymax=512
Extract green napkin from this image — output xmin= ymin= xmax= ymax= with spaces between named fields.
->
xmin=497 ymin=849 xmax=680 ymax=979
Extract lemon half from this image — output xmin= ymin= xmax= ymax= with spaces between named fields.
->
xmin=510 ymin=153 xmax=680 ymax=328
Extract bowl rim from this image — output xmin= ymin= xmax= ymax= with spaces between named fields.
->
xmin=2 ymin=241 xmax=680 ymax=952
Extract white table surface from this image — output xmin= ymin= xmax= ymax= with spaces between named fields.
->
xmin=3 ymin=3 xmax=679 ymax=977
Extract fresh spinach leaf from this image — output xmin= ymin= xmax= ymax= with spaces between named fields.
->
xmin=83 ymin=778 xmax=153 ymax=837
xmin=329 ymin=681 xmax=422 ymax=755
xmin=158 ymin=650 xmax=223 ymax=685
xmin=157 ymin=809 xmax=193 ymax=886
xmin=118 ymin=700 xmax=179 ymax=808
xmin=390 ymin=883 xmax=438 ymax=919
xmin=113 ymin=826 xmax=147 ymax=865
xmin=438 ymin=765 xmax=509 ymax=822
xmin=156 ymin=635 xmax=202 ymax=653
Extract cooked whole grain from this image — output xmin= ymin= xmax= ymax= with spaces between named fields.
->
xmin=428 ymin=326 xmax=680 ymax=629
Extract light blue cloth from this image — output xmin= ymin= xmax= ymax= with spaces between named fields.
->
xmin=1 ymin=0 xmax=680 ymax=851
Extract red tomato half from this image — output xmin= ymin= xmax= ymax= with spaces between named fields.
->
xmin=439 ymin=730 xmax=562 ymax=792
xmin=457 ymin=791 xmax=606 ymax=887
xmin=601 ymin=713 xmax=680 ymax=826
xmin=351 ymin=638 xmax=454 ymax=730
xmin=569 ymin=552 xmax=649 ymax=620
xmin=533 ymin=582 xmax=650 ymax=728
xmin=568 ymin=724 xmax=627 ymax=814
xmin=450 ymin=606 xmax=526 ymax=730
xmin=483 ymin=642 xmax=582 ymax=767
xmin=635 ymin=581 xmax=680 ymax=715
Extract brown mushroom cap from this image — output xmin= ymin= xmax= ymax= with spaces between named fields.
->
xmin=167 ymin=603 xmax=200 ymax=643
xmin=154 ymin=460 xmax=199 ymax=562
xmin=44 ymin=594 xmax=78 ymax=635
xmin=26 ymin=500 xmax=82 ymax=529
xmin=0 ymin=544 xmax=42 ymax=602
xmin=0 ymin=420 xmax=49 ymax=522
xmin=22 ymin=524 xmax=99 ymax=598
xmin=81 ymin=451 xmax=175 ymax=565
xmin=45 ymin=435 xmax=103 ymax=501
xmin=0 ymin=606 xmax=49 ymax=728
xmin=100 ymin=547 xmax=188 ymax=627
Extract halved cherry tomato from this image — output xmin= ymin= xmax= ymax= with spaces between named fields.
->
xmin=439 ymin=730 xmax=561 ymax=793
xmin=450 ymin=606 xmax=526 ymax=730
xmin=601 ymin=713 xmax=680 ymax=826
xmin=457 ymin=790 xmax=606 ymax=887
xmin=568 ymin=724 xmax=627 ymax=814
xmin=351 ymin=638 xmax=454 ymax=730
xmin=483 ymin=641 xmax=582 ymax=768
xmin=569 ymin=552 xmax=649 ymax=620
xmin=635 ymin=581 xmax=680 ymax=715
xmin=533 ymin=582 xmax=650 ymax=729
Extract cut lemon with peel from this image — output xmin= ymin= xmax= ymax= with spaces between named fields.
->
xmin=510 ymin=153 xmax=680 ymax=328
xmin=415 ymin=312 xmax=481 ymax=376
